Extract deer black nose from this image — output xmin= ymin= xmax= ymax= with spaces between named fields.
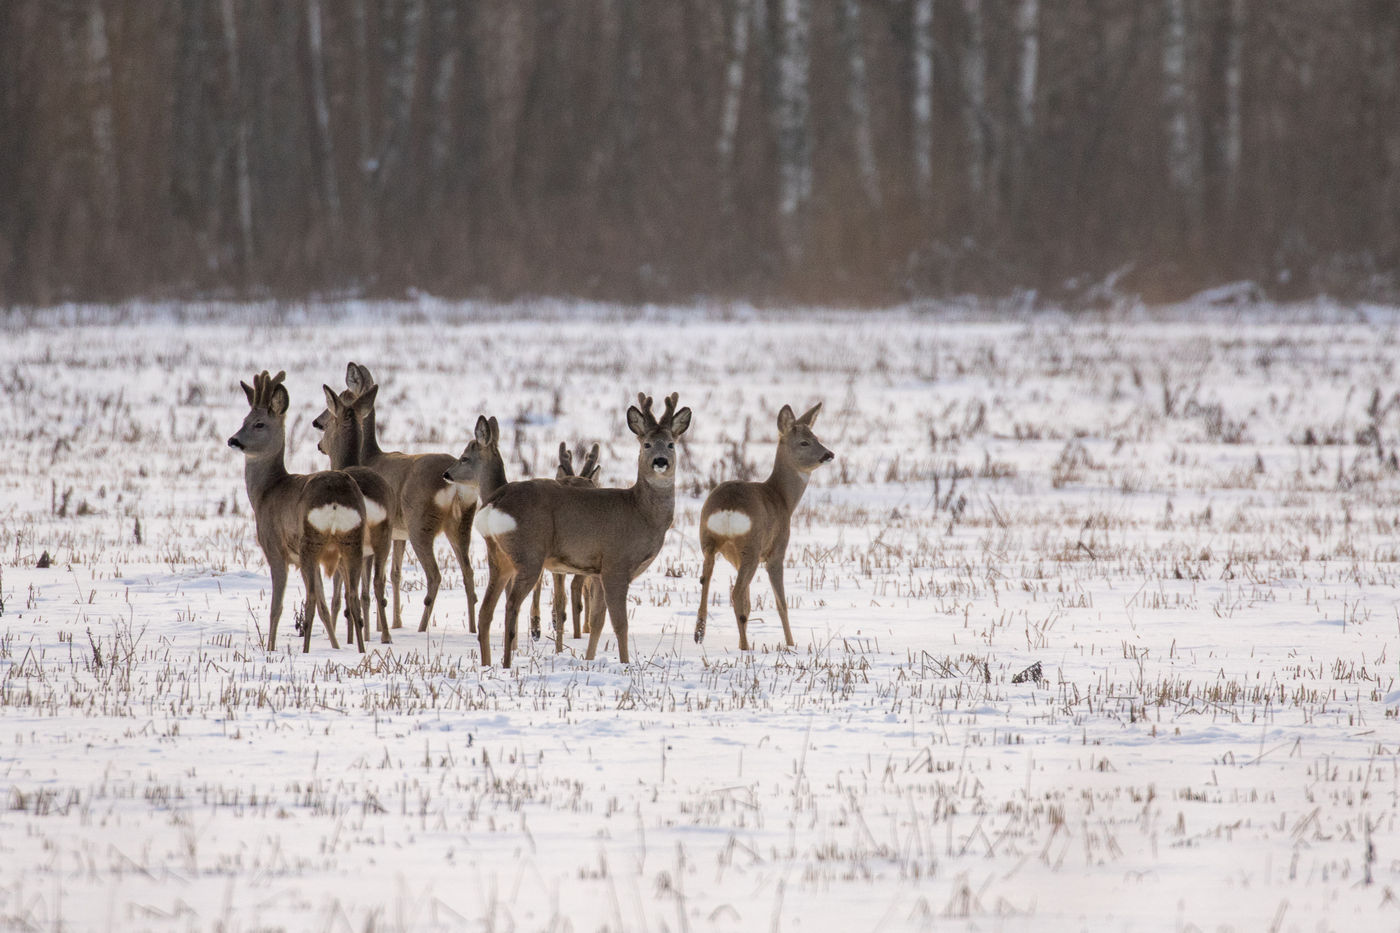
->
xmin=227 ymin=437 xmax=243 ymax=450
xmin=820 ymin=451 xmax=835 ymax=463
xmin=652 ymin=456 xmax=669 ymax=470
xmin=442 ymin=470 xmax=453 ymax=481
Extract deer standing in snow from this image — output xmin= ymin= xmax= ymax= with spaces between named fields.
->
xmin=312 ymin=363 xmax=478 ymax=633
xmin=529 ymin=442 xmax=604 ymax=651
xmin=475 ymin=393 xmax=691 ymax=667
xmin=695 ymin=403 xmax=833 ymax=650
xmin=227 ymin=370 xmax=368 ymax=652
xmin=316 ymin=384 xmax=393 ymax=645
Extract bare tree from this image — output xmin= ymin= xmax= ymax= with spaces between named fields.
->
xmin=776 ymin=0 xmax=811 ymax=257
xmin=837 ymin=0 xmax=880 ymax=208
xmin=912 ymin=0 xmax=934 ymax=210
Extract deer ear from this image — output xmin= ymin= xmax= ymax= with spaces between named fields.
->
xmin=241 ymin=381 xmax=256 ymax=406
xmin=669 ymin=406 xmax=692 ymax=437
xmin=268 ymin=383 xmax=290 ymax=417
xmin=627 ymin=405 xmax=648 ymax=436
xmin=347 ymin=362 xmax=374 ymax=395
xmin=777 ymin=404 xmax=797 ymax=434
xmin=322 ymin=384 xmax=341 ymax=413
xmin=797 ymin=402 xmax=822 ymax=427
xmin=474 ymin=415 xmax=492 ymax=445
xmin=488 ymin=416 xmax=500 ymax=445
xmin=352 ymin=383 xmax=378 ymax=415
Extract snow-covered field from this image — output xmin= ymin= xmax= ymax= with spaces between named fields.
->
xmin=2 ymin=301 xmax=1398 ymax=931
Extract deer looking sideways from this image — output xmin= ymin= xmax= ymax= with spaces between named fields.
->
xmin=530 ymin=442 xmax=604 ymax=652
xmin=316 ymin=383 xmax=393 ymax=646
xmin=312 ymin=363 xmax=479 ymax=633
xmin=695 ymin=403 xmax=833 ymax=651
xmin=227 ymin=370 xmax=369 ymax=652
xmin=475 ymin=393 xmax=691 ymax=667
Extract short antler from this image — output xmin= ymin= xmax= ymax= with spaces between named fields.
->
xmin=248 ymin=370 xmax=286 ymax=410
xmin=658 ymin=392 xmax=679 ymax=430
xmin=579 ymin=443 xmax=601 ymax=477
xmin=557 ymin=442 xmax=575 ymax=477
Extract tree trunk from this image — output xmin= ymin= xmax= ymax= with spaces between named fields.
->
xmin=717 ymin=0 xmax=752 ymax=213
xmin=775 ymin=0 xmax=810 ymax=259
xmin=1162 ymin=0 xmax=1198 ymax=199
xmin=219 ymin=0 xmax=254 ymax=273
xmin=86 ymin=0 xmax=117 ymax=252
xmin=837 ymin=0 xmax=879 ymax=208
xmin=961 ymin=0 xmax=988 ymax=205
xmin=306 ymin=0 xmax=342 ymax=240
xmin=1222 ymin=0 xmax=1242 ymax=207
xmin=912 ymin=0 xmax=933 ymax=210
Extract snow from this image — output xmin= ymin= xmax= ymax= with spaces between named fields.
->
xmin=1 ymin=301 xmax=1398 ymax=930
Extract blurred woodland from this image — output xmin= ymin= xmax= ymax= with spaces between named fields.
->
xmin=2 ymin=0 xmax=1398 ymax=306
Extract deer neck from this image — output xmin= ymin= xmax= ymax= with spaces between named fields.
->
xmin=765 ymin=447 xmax=810 ymax=513
xmin=360 ymin=409 xmax=384 ymax=462
xmin=327 ymin=424 xmax=361 ymax=471
xmin=630 ymin=468 xmax=677 ymax=529
xmin=243 ymin=442 xmax=291 ymax=510
xmin=480 ymin=452 xmax=509 ymax=502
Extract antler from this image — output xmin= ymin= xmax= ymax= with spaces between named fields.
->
xmin=250 ymin=370 xmax=286 ymax=409
xmin=557 ymin=442 xmax=575 ymax=476
xmin=579 ymin=443 xmax=600 ymax=476
xmin=635 ymin=393 xmax=657 ymax=430
xmin=658 ymin=392 xmax=679 ymax=430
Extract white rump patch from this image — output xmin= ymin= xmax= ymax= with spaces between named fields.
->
xmin=706 ymin=510 xmax=752 ymax=537
xmin=307 ymin=503 xmax=362 ymax=534
xmin=433 ymin=486 xmax=457 ymax=510
xmin=474 ymin=504 xmax=518 ymax=538
xmin=363 ymin=499 xmax=388 ymax=526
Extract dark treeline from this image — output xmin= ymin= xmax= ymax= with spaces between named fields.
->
xmin=2 ymin=0 xmax=1397 ymax=307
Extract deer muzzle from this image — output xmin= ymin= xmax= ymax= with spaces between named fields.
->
xmin=227 ymin=437 xmax=244 ymax=450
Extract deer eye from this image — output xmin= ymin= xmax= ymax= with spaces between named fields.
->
xmin=644 ymin=442 xmax=652 ymax=449
xmin=254 ymin=422 xmax=265 ymax=429
xmin=667 ymin=443 xmax=674 ymax=450
xmin=799 ymin=441 xmax=810 ymax=447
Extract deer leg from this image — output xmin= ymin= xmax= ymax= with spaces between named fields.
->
xmin=731 ymin=550 xmax=760 ymax=652
xmin=370 ymin=538 xmax=391 ymax=644
xmin=476 ymin=544 xmax=509 ymax=667
xmin=310 ymin=565 xmax=335 ymax=643
xmin=765 ymin=554 xmax=795 ymax=648
xmin=446 ymin=514 xmax=477 ymax=634
xmin=552 ymin=573 xmax=568 ymax=651
xmin=344 ymin=550 xmax=366 ymax=653
xmin=411 ymin=521 xmax=443 ymax=633
xmin=390 ymin=538 xmax=406 ymax=628
xmin=330 ymin=570 xmax=344 ymax=638
xmin=695 ymin=545 xmax=717 ymax=644
xmin=529 ymin=578 xmax=543 ymax=642
xmin=501 ymin=567 xmax=539 ymax=669
xmin=597 ymin=574 xmax=631 ymax=664
xmin=571 ymin=575 xmax=585 ymax=638
xmin=266 ymin=556 xmax=288 ymax=651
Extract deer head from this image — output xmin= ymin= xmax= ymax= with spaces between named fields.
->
xmin=228 ymin=370 xmax=289 ymax=457
xmin=626 ymin=392 xmax=692 ymax=486
xmin=776 ymin=402 xmax=834 ymax=473
xmin=444 ymin=415 xmax=502 ymax=487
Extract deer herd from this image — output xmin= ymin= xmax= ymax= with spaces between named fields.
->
xmin=228 ymin=364 xmax=834 ymax=667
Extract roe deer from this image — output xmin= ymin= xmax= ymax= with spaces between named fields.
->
xmin=529 ymin=442 xmax=604 ymax=651
xmin=313 ymin=363 xmax=478 ymax=633
xmin=227 ymin=370 xmax=368 ymax=652
xmin=316 ymin=384 xmax=392 ymax=645
xmin=475 ymin=393 xmax=692 ymax=667
xmin=694 ymin=403 xmax=833 ymax=650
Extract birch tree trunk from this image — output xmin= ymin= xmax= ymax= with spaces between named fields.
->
xmin=1162 ymin=0 xmax=1199 ymax=200
xmin=717 ymin=0 xmax=751 ymax=212
xmin=85 ymin=0 xmax=117 ymax=247
xmin=776 ymin=0 xmax=811 ymax=259
xmin=219 ymin=0 xmax=254 ymax=270
xmin=837 ymin=0 xmax=880 ymax=208
xmin=428 ymin=2 xmax=459 ymax=181
xmin=912 ymin=0 xmax=933 ymax=210
xmin=306 ymin=0 xmax=342 ymax=239
xmin=1222 ymin=0 xmax=1242 ymax=207
xmin=961 ymin=0 xmax=988 ymax=204
xmin=1012 ymin=0 xmax=1039 ymax=208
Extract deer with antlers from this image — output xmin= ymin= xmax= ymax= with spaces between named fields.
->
xmin=312 ymin=363 xmax=479 ymax=633
xmin=529 ymin=442 xmax=604 ymax=651
xmin=316 ymin=384 xmax=393 ymax=645
xmin=227 ymin=370 xmax=368 ymax=652
xmin=475 ymin=393 xmax=691 ymax=667
xmin=694 ymin=403 xmax=833 ymax=651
